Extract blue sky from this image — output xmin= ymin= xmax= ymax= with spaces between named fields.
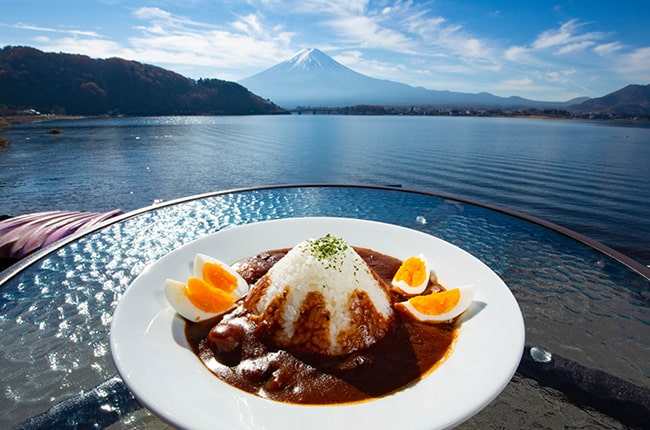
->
xmin=2 ymin=0 xmax=649 ymax=101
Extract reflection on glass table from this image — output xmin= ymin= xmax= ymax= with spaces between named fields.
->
xmin=1 ymin=185 xmax=648 ymax=429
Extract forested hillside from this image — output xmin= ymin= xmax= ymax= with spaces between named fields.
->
xmin=0 ymin=46 xmax=285 ymax=116
xmin=570 ymin=84 xmax=650 ymax=115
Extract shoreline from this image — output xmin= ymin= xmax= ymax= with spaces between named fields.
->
xmin=0 ymin=115 xmax=87 ymax=126
xmin=1 ymin=115 xmax=88 ymax=146
xmin=2 ymin=110 xmax=650 ymax=125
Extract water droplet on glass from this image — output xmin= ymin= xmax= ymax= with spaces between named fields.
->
xmin=530 ymin=346 xmax=552 ymax=363
xmin=416 ymin=216 xmax=427 ymax=225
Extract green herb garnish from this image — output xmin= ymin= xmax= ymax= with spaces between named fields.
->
xmin=303 ymin=234 xmax=349 ymax=271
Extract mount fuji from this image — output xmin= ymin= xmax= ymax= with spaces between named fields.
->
xmin=240 ymin=48 xmax=579 ymax=109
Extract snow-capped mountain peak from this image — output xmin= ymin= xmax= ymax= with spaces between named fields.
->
xmin=239 ymin=48 xmax=370 ymax=107
xmin=286 ymin=48 xmax=341 ymax=72
xmin=290 ymin=48 xmax=318 ymax=66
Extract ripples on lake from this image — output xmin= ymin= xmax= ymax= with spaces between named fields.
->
xmin=1 ymin=115 xmax=649 ymax=265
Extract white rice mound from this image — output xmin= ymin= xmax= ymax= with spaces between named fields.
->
xmin=246 ymin=235 xmax=394 ymax=355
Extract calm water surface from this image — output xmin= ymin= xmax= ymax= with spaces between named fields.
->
xmin=1 ymin=115 xmax=649 ymax=265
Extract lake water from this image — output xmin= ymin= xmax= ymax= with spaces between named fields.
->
xmin=1 ymin=115 xmax=649 ymax=266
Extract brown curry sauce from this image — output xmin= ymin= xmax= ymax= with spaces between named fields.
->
xmin=185 ymin=247 xmax=458 ymax=405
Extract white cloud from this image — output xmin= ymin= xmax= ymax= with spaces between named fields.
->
xmin=617 ymin=47 xmax=650 ymax=82
xmin=288 ymin=0 xmax=368 ymax=16
xmin=531 ymin=19 xmax=605 ymax=55
xmin=125 ymin=7 xmax=296 ymax=78
xmin=274 ymin=0 xmax=418 ymax=53
xmin=490 ymin=75 xmax=587 ymax=101
xmin=500 ymin=19 xmax=630 ymax=96
xmin=555 ymin=41 xmax=595 ymax=55
xmin=545 ymin=69 xmax=576 ymax=84
xmin=501 ymin=77 xmax=533 ymax=87
xmin=325 ymin=15 xmax=412 ymax=51
xmin=132 ymin=7 xmax=173 ymax=21
xmin=4 ymin=6 xmax=297 ymax=80
xmin=404 ymin=12 xmax=447 ymax=35
xmin=495 ymin=17 xmax=649 ymax=98
xmin=459 ymin=37 xmax=488 ymax=59
xmin=232 ymin=14 xmax=264 ymax=36
xmin=504 ymin=46 xmax=531 ymax=62
xmin=594 ymin=42 xmax=623 ymax=56
xmin=35 ymin=37 xmax=133 ymax=60
xmin=12 ymin=23 xmax=102 ymax=38
xmin=341 ymin=54 xmax=408 ymax=78
xmin=399 ymin=9 xmax=501 ymax=75
xmin=533 ymin=20 xmax=578 ymax=49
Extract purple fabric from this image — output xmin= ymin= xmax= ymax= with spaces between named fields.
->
xmin=0 ymin=210 xmax=123 ymax=259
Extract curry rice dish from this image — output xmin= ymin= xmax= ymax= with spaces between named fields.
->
xmin=185 ymin=235 xmax=459 ymax=405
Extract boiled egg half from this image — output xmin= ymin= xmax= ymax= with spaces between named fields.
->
xmin=396 ymin=285 xmax=475 ymax=323
xmin=165 ymin=254 xmax=249 ymax=322
xmin=391 ymin=253 xmax=431 ymax=295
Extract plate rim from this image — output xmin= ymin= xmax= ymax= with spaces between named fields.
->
xmin=110 ymin=216 xmax=525 ymax=430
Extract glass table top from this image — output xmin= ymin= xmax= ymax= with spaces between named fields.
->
xmin=1 ymin=185 xmax=648 ymax=429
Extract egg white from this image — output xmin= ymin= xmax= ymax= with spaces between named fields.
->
xmin=164 ymin=254 xmax=250 ymax=322
xmin=391 ymin=253 xmax=431 ymax=295
xmin=164 ymin=279 xmax=223 ymax=322
xmin=397 ymin=285 xmax=475 ymax=323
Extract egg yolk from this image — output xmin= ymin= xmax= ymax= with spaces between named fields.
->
xmin=409 ymin=289 xmax=460 ymax=315
xmin=185 ymin=277 xmax=234 ymax=313
xmin=393 ymin=256 xmax=428 ymax=287
xmin=202 ymin=262 xmax=239 ymax=293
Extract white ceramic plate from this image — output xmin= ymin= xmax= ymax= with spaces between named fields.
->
xmin=110 ymin=217 xmax=524 ymax=430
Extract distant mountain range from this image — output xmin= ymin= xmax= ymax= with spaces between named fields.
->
xmin=0 ymin=46 xmax=284 ymax=116
xmin=241 ymin=48 xmax=650 ymax=115
xmin=240 ymin=48 xmax=588 ymax=110
xmin=1 ymin=46 xmax=648 ymax=117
